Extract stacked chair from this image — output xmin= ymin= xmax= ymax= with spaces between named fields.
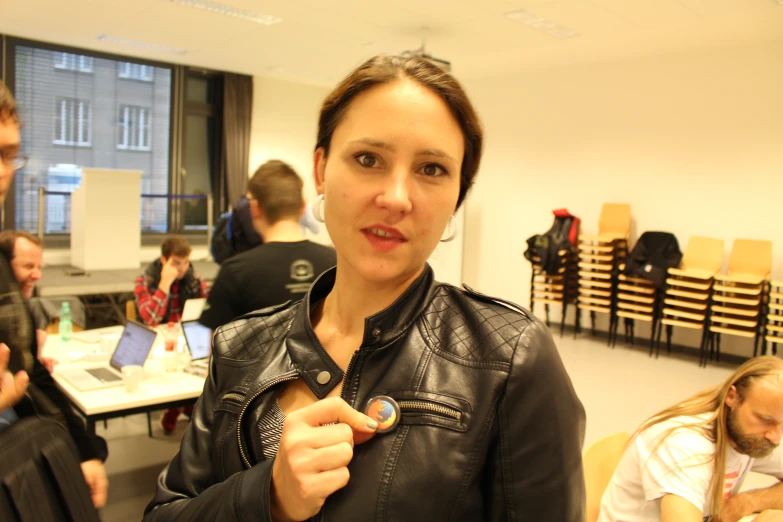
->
xmin=764 ymin=280 xmax=783 ymax=355
xmin=612 ymin=232 xmax=682 ymax=354
xmin=706 ymin=239 xmax=772 ymax=364
xmin=525 ymin=210 xmax=580 ymax=336
xmin=657 ymin=236 xmax=724 ymax=362
xmin=575 ymin=203 xmax=631 ymax=339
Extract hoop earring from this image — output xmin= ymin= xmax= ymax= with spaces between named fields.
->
xmin=440 ymin=215 xmax=457 ymax=242
xmin=312 ymin=194 xmax=325 ymax=223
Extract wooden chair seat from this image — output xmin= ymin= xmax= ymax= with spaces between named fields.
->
xmin=661 ymin=318 xmax=704 ymax=330
xmin=710 ymin=315 xmax=757 ymax=328
xmin=617 ymin=310 xmax=653 ymax=322
xmin=713 ymin=284 xmax=762 ymax=296
xmin=666 ymin=288 xmax=708 ymax=300
xmin=662 ymin=308 xmax=705 ymax=321
xmin=711 ymin=294 xmax=760 ymax=307
xmin=668 ymin=267 xmax=716 ymax=280
xmin=578 ymin=304 xmax=612 ymax=314
xmin=618 ymin=293 xmax=655 ymax=304
xmin=666 ymin=278 xmax=711 ymax=291
xmin=618 ymin=302 xmax=653 ymax=314
xmin=579 ymin=296 xmax=611 ymax=307
xmin=711 ymin=305 xmax=759 ymax=318
xmin=618 ymin=283 xmax=654 ymax=295
xmin=710 ymin=325 xmax=755 ymax=338
xmin=664 ymin=298 xmax=706 ymax=311
xmin=579 ymin=271 xmax=612 ymax=280
xmin=580 ymin=280 xmax=612 ymax=289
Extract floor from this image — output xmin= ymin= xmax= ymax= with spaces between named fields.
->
xmin=97 ymin=332 xmax=778 ymax=521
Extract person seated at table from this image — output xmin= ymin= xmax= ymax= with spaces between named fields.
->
xmin=0 ymin=230 xmax=58 ymax=372
xmin=600 ymin=355 xmax=783 ymax=522
xmin=135 ymin=235 xmax=208 ymax=433
xmin=134 ymin=236 xmax=208 ymax=327
xmin=0 ymin=79 xmax=109 ymax=508
xmin=198 ymin=159 xmax=336 ymax=331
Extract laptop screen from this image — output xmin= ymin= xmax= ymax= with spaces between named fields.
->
xmin=110 ymin=320 xmax=158 ymax=370
xmin=182 ymin=321 xmax=212 ymax=360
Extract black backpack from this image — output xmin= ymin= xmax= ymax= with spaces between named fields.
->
xmin=210 ymin=211 xmax=234 ymax=264
xmin=524 ymin=211 xmax=580 ymax=275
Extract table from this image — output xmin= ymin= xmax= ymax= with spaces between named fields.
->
xmin=38 ymin=260 xmax=220 ymax=297
xmin=37 ymin=260 xmax=219 ymax=324
xmin=43 ymin=326 xmax=207 ymax=437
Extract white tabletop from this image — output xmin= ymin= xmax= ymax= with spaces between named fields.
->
xmin=38 ymin=260 xmax=220 ymax=297
xmin=43 ymin=326 xmax=206 ymax=416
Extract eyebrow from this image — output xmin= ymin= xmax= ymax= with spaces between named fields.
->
xmin=349 ymin=138 xmax=457 ymax=163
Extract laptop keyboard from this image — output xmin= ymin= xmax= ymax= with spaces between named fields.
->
xmin=86 ymin=367 xmax=122 ymax=383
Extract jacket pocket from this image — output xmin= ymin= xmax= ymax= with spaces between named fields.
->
xmin=215 ymin=390 xmax=245 ymax=414
xmin=383 ymin=391 xmax=471 ymax=433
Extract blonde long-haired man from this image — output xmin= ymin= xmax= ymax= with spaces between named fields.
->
xmin=600 ymin=356 xmax=783 ymax=522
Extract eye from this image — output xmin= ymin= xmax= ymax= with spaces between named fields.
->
xmin=355 ymin=153 xmax=380 ymax=169
xmin=420 ymin=163 xmax=447 ymax=178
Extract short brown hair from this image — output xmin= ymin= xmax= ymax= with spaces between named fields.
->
xmin=0 ymin=80 xmax=19 ymax=124
xmin=247 ymin=160 xmax=304 ymax=224
xmin=161 ymin=236 xmax=191 ymax=259
xmin=316 ymin=55 xmax=483 ymax=210
xmin=0 ymin=230 xmax=42 ymax=262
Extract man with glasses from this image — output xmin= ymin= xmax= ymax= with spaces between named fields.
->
xmin=0 ymin=80 xmax=109 ymax=509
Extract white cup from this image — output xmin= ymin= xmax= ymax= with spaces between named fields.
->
xmin=122 ymin=365 xmax=144 ymax=393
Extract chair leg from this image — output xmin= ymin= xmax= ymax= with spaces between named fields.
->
xmin=649 ymin=319 xmax=657 ymax=352
xmin=590 ymin=311 xmax=597 ymax=336
xmin=654 ymin=320 xmax=663 ymax=358
xmin=544 ymin=304 xmax=550 ymax=326
xmin=574 ymin=308 xmax=580 ymax=339
xmin=560 ymin=302 xmax=567 ymax=338
xmin=715 ymin=333 xmax=721 ymax=362
xmin=147 ymin=412 xmax=153 ymax=438
xmin=665 ymin=324 xmax=673 ymax=355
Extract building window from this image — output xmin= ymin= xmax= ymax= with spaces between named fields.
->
xmin=53 ymin=52 xmax=93 ymax=73
xmin=118 ymin=105 xmax=152 ymax=151
xmin=118 ymin=62 xmax=154 ymax=82
xmin=53 ymin=98 xmax=92 ymax=146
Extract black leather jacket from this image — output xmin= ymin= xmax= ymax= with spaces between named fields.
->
xmin=144 ymin=266 xmax=585 ymax=521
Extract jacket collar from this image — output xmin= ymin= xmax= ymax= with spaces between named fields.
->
xmin=285 ymin=265 xmax=435 ymax=399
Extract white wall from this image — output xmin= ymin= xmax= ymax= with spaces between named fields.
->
xmin=249 ymin=76 xmax=332 ymax=245
xmin=461 ymin=43 xmax=783 ymax=355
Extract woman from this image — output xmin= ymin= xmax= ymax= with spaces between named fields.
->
xmin=144 ymin=56 xmax=585 ymax=521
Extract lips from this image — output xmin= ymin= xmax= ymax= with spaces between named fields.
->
xmin=362 ymin=225 xmax=407 ymax=241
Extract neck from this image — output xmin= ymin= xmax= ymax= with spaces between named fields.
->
xmin=257 ymin=219 xmax=305 ymax=243
xmin=319 ymin=261 xmax=424 ymax=337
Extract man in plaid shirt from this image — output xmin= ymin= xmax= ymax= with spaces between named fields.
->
xmin=134 ymin=236 xmax=207 ymax=433
xmin=134 ymin=236 xmax=208 ymax=327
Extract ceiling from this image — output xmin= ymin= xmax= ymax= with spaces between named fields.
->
xmin=2 ymin=0 xmax=782 ymax=85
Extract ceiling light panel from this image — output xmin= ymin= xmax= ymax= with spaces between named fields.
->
xmin=96 ymin=34 xmax=187 ymax=54
xmin=169 ymin=0 xmax=282 ymax=25
xmin=505 ymin=9 xmax=581 ymax=39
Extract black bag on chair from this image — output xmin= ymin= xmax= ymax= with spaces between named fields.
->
xmin=0 ymin=417 xmax=100 ymax=522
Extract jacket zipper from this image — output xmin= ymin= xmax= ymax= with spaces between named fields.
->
xmin=398 ymin=400 xmax=462 ymax=421
xmin=237 ymin=372 xmax=299 ymax=469
xmin=339 ymin=351 xmax=360 ymax=400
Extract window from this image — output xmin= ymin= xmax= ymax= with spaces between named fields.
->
xmin=118 ymin=62 xmax=154 ymax=81
xmin=118 ymin=105 xmax=152 ymax=151
xmin=53 ymin=98 xmax=92 ymax=146
xmin=12 ymin=44 xmax=172 ymax=234
xmin=54 ymin=52 xmax=93 ymax=72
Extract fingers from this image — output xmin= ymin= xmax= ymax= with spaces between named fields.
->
xmin=0 ymin=343 xmax=9 ymax=370
xmin=293 ymin=396 xmax=378 ymax=434
xmin=307 ymin=422 xmax=355 ymax=449
xmin=311 ymin=441 xmax=353 ymax=472
xmin=0 ymin=370 xmax=29 ymax=411
xmin=305 ymin=467 xmax=351 ymax=499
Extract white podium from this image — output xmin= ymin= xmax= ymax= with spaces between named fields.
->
xmin=71 ymin=168 xmax=141 ymax=270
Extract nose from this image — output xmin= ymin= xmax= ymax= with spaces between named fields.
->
xmin=766 ymin=424 xmax=783 ymax=446
xmin=375 ymin=167 xmax=412 ymax=215
xmin=31 ymin=268 xmax=42 ymax=282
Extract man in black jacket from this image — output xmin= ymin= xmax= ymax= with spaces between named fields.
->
xmin=0 ymin=80 xmax=109 ymax=508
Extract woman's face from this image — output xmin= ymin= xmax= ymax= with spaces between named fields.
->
xmin=314 ymin=79 xmax=464 ymax=285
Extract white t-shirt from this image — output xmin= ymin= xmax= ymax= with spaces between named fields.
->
xmin=598 ymin=413 xmax=783 ymax=522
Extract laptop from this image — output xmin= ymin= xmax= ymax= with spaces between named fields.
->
xmin=57 ymin=320 xmax=157 ymax=391
xmin=181 ymin=298 xmax=207 ymax=322
xmin=181 ymin=320 xmax=212 ymax=377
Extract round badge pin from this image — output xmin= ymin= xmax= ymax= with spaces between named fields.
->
xmin=365 ymin=395 xmax=400 ymax=434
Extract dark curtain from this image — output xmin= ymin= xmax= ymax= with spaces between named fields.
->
xmin=221 ymin=73 xmax=253 ymax=209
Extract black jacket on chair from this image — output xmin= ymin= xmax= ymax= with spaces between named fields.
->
xmin=624 ymin=231 xmax=682 ymax=290
xmin=144 ymin=265 xmax=586 ymax=522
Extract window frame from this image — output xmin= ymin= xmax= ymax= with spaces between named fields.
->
xmin=53 ymin=97 xmax=93 ymax=147
xmin=117 ymin=104 xmax=153 ymax=152
xmin=0 ymin=35 xmax=223 ymax=247
xmin=53 ymin=52 xmax=94 ymax=73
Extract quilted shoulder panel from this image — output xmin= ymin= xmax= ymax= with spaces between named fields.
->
xmin=213 ymin=306 xmax=296 ymax=361
xmin=421 ymin=285 xmax=533 ymax=365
